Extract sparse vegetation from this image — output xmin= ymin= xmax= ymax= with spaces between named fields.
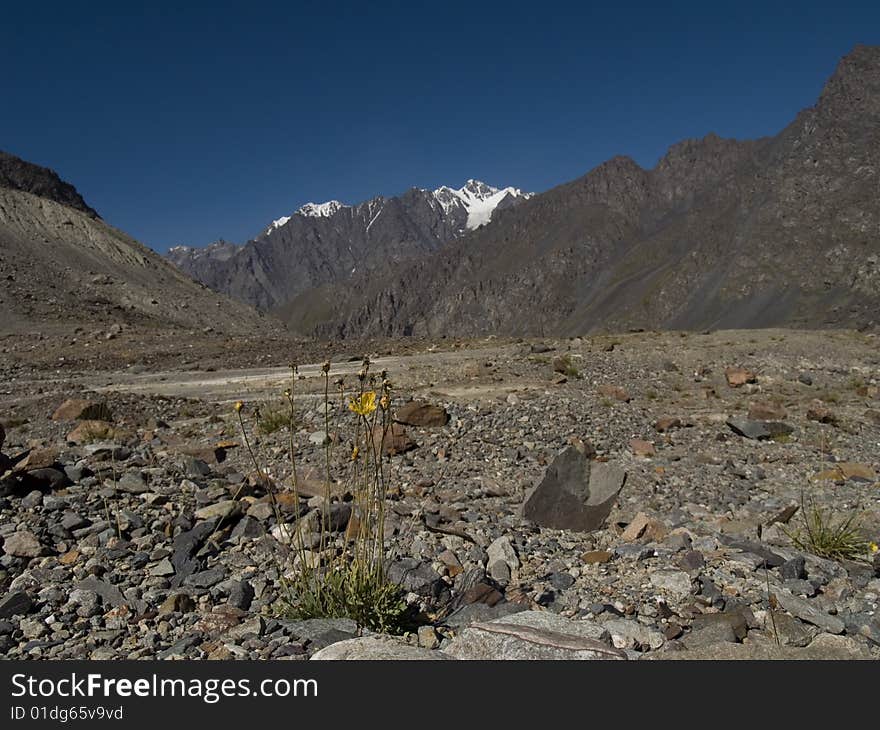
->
xmin=783 ymin=496 xmax=872 ymax=562
xmin=256 ymin=401 xmax=297 ymax=434
xmin=234 ymin=360 xmax=409 ymax=633
xmin=553 ymin=354 xmax=581 ymax=379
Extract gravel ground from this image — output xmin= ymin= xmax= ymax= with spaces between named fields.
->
xmin=1 ymin=327 xmax=879 ymax=659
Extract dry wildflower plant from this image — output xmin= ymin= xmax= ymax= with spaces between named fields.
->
xmin=234 ymin=358 xmax=408 ymax=633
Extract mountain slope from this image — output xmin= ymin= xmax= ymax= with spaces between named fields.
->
xmin=316 ymin=45 xmax=880 ymax=339
xmin=167 ymin=180 xmax=531 ymax=313
xmin=0 ymin=152 xmax=273 ymax=336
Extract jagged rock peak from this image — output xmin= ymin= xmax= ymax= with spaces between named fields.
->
xmin=0 ymin=150 xmax=99 ymax=218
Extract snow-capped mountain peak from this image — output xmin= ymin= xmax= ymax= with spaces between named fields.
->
xmin=297 ymin=200 xmax=346 ymax=218
xmin=431 ymin=180 xmax=531 ymax=230
xmin=264 ymin=200 xmax=348 ymax=234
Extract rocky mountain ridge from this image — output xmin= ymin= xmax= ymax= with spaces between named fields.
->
xmin=166 ymin=180 xmax=531 ymax=314
xmin=314 ymin=45 xmax=880 ymax=339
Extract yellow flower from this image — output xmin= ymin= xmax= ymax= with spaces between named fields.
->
xmin=379 ymin=394 xmax=390 ymax=411
xmin=870 ymin=542 xmax=879 ymax=554
xmin=348 ymin=391 xmax=377 ymax=416
xmin=234 ymin=400 xmax=244 ymax=413
xmin=351 ymin=446 xmax=360 ymax=461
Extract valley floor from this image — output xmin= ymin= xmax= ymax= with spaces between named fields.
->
xmin=1 ymin=327 xmax=879 ymax=659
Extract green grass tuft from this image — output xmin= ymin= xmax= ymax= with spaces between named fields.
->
xmin=784 ymin=497 xmax=871 ymax=562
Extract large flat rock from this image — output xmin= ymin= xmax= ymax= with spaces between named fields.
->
xmin=443 ymin=610 xmax=626 ymax=660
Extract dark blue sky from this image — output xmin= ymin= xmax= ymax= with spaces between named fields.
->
xmin=2 ymin=1 xmax=877 ymax=252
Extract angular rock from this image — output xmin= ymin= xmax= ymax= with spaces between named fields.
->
xmin=52 ymin=399 xmax=112 ymax=422
xmin=725 ymin=367 xmax=756 ymax=387
xmin=23 ymin=468 xmax=69 ymax=491
xmin=3 ymin=531 xmax=42 ymax=558
xmin=227 ymin=580 xmax=254 ymax=611
xmin=523 ymin=446 xmax=626 ymax=532
xmin=283 ymin=618 xmax=359 ymax=649
xmin=486 ymin=536 xmax=519 ymax=583
xmin=394 ymin=400 xmax=449 ymax=427
xmin=601 ymin=617 xmax=665 ymax=650
xmin=649 ymin=569 xmax=693 ymax=599
xmin=726 ymin=418 xmax=793 ymax=441
xmin=194 ymin=500 xmax=241 ymax=521
xmin=387 ymin=558 xmax=444 ymax=597
xmin=170 ymin=520 xmax=216 ymax=585
xmin=74 ymin=578 xmax=126 ymax=608
xmin=445 ymin=611 xmax=625 ymax=660
xmin=773 ymin=591 xmax=845 ymax=634
xmin=0 ymin=590 xmax=33 ymax=619
xmin=372 ymin=423 xmax=417 ymax=456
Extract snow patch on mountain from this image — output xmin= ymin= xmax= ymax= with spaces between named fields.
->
xmin=297 ymin=200 xmax=346 ymax=218
xmin=431 ymin=180 xmax=532 ymax=230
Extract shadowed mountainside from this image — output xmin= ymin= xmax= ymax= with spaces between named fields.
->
xmin=302 ymin=45 xmax=880 ymax=339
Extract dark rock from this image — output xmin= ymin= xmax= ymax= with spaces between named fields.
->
xmin=682 ymin=621 xmax=738 ymax=649
xmin=780 ymin=556 xmax=808 ymax=580
xmin=282 ymin=618 xmax=359 ymax=650
xmin=719 ymin=536 xmax=785 ymax=568
xmin=170 ymin=520 xmax=216 ymax=586
xmin=774 ymin=591 xmax=845 ymax=634
xmin=691 ymin=609 xmax=750 ymax=641
xmin=522 ymin=446 xmax=627 ymax=532
xmin=677 ymin=550 xmax=705 ymax=573
xmin=387 ymin=558 xmax=444 ymax=597
xmin=184 ymin=457 xmax=212 ymax=479
xmin=548 ymin=572 xmax=575 ymax=590
xmin=230 ymin=515 xmax=264 ymax=541
xmin=157 ymin=636 xmax=201 ymax=659
xmin=74 ymin=578 xmax=126 ymax=608
xmin=184 ymin=567 xmax=226 ymax=589
xmin=844 ymin=614 xmax=880 ymax=646
xmin=117 ymin=471 xmax=149 ymax=494
xmin=726 ymin=418 xmax=794 ymax=441
xmin=442 ymin=601 xmax=527 ymax=629
xmin=0 ymin=590 xmax=33 ymax=619
xmin=227 ymin=580 xmax=254 ymax=611
xmin=22 ymin=468 xmax=70 ymax=491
